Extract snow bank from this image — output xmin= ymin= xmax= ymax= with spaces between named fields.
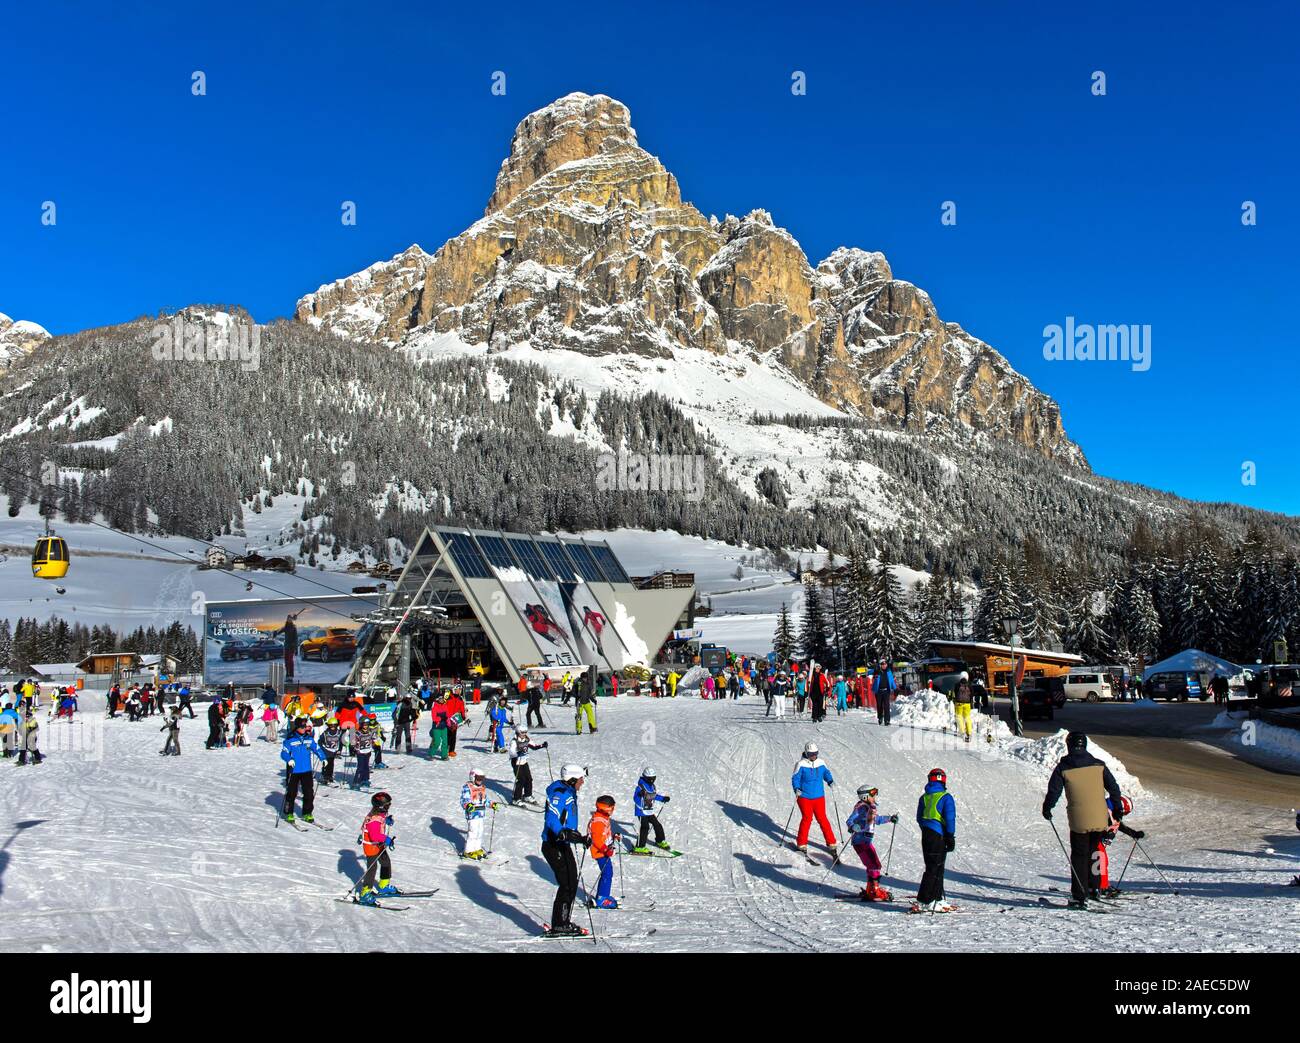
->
xmin=1210 ymin=710 xmax=1300 ymax=766
xmin=1004 ymin=728 xmax=1146 ymax=799
xmin=891 ymin=691 xmax=1146 ymax=797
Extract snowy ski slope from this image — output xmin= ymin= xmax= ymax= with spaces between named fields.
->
xmin=1 ymin=694 xmax=1294 ymax=952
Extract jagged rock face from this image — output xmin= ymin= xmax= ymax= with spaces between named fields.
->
xmin=296 ymin=245 xmax=430 ymax=344
xmin=0 ymin=312 xmax=51 ymax=369
xmin=294 ymin=92 xmax=1085 ymax=466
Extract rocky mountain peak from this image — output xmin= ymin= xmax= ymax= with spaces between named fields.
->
xmin=0 ymin=312 xmax=51 ymax=369
xmin=486 ymin=92 xmax=639 ymax=215
xmin=294 ymin=94 xmax=1086 ymax=467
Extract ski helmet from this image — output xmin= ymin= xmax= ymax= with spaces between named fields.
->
xmin=641 ymin=767 xmax=656 ymax=779
xmin=595 ymin=795 xmax=615 ymax=811
xmin=928 ymin=768 xmax=947 ymax=784
xmin=857 ymin=785 xmax=879 ymax=800
xmin=1120 ymin=796 xmax=1134 ymax=816
xmin=561 ymin=763 xmax=585 ymax=784
xmin=371 ymin=791 xmax=392 ymax=810
xmin=470 ymin=767 xmax=485 ymax=780
xmin=516 ymin=726 xmax=528 ymax=736
xmin=803 ymin=741 xmax=819 ymax=757
xmin=1067 ymin=731 xmax=1088 ymax=752
xmin=295 ymin=716 xmax=311 ymax=729
xmin=960 ymin=671 xmax=969 ymax=681
xmin=326 ymin=717 xmax=338 ymax=726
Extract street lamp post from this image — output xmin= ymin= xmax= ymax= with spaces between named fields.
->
xmin=1003 ymin=615 xmax=1023 ymax=737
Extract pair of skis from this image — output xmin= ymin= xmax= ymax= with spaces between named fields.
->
xmin=335 ymin=887 xmax=440 ymax=913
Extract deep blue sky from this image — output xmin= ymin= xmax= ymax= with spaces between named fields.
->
xmin=4 ymin=2 xmax=1297 ymax=513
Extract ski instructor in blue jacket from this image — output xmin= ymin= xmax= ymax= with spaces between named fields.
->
xmin=281 ymin=716 xmax=322 ymax=824
xmin=791 ymin=742 xmax=836 ymax=854
xmin=541 ymin=764 xmax=590 ymax=937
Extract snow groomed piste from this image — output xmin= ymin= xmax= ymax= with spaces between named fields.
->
xmin=1 ymin=687 xmax=1295 ymax=953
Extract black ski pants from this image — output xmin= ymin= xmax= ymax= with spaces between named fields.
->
xmin=284 ymin=770 xmax=315 ymax=817
xmin=512 ymin=762 xmax=534 ymax=802
xmin=542 ymin=839 xmax=579 ymax=928
xmin=1069 ymin=829 xmax=1105 ymax=901
xmin=637 ymin=814 xmax=665 ymax=848
xmin=918 ymin=828 xmax=948 ymax=904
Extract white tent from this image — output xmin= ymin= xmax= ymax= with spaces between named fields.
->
xmin=1142 ymin=648 xmax=1243 ymax=682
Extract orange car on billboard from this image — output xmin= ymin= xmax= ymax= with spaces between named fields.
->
xmin=298 ymin=627 xmax=358 ymax=662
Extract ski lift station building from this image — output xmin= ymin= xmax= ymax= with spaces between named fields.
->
xmin=202 ymin=527 xmax=693 ymax=693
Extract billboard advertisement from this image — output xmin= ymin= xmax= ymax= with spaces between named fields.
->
xmin=491 ymin=566 xmax=584 ymax=669
xmin=204 ymin=595 xmax=380 ymax=686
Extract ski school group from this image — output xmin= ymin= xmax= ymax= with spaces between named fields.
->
xmin=242 ymin=668 xmax=1179 ymax=938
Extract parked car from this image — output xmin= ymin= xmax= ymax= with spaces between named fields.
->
xmin=1063 ymin=671 xmax=1114 ymax=703
xmin=1145 ymin=671 xmax=1206 ymax=702
xmin=299 ymin=627 xmax=358 ymax=663
xmin=1018 ymin=676 xmax=1062 ymax=720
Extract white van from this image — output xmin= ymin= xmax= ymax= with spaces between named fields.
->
xmin=1063 ymin=671 xmax=1113 ymax=703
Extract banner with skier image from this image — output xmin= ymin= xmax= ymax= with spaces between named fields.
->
xmin=490 ymin=566 xmax=584 ymax=669
xmin=559 ymin=582 xmax=650 ymax=671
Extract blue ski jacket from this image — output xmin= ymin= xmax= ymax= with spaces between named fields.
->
xmin=916 ymin=781 xmax=956 ymax=837
xmin=542 ymin=779 xmax=579 ymax=842
xmin=792 ymin=758 xmax=833 ymax=799
xmin=281 ymin=732 xmax=322 ymax=774
xmin=633 ymin=777 xmax=666 ymax=818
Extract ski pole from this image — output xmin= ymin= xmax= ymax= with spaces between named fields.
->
xmin=546 ymin=746 xmax=554 ymax=782
xmin=884 ymin=820 xmax=898 ymax=876
xmin=617 ymin=840 xmax=625 ymax=899
xmin=488 ymin=803 xmax=498 ymax=854
xmin=1047 ymin=818 xmax=1090 ymax=900
xmin=817 ymin=838 xmax=854 ymax=892
xmin=344 ymin=848 xmax=388 ymax=898
xmin=1134 ymin=838 xmax=1181 ymax=896
xmin=1115 ymin=837 xmax=1138 ymax=887
xmin=778 ymin=803 xmax=796 ymax=848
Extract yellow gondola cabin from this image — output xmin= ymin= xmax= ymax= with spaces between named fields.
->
xmin=32 ymin=534 xmax=70 ymax=579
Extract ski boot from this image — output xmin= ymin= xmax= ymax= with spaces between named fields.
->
xmin=631 ymin=846 xmax=650 ymax=855
xmin=596 ymin=897 xmax=619 ymax=909
xmin=375 ymin=881 xmax=399 ymax=896
xmin=862 ymin=880 xmax=892 ymax=902
xmin=654 ymin=840 xmax=672 ymax=850
xmin=463 ymin=849 xmax=487 ymax=861
xmin=284 ymin=813 xmax=296 ymax=824
xmin=1099 ymin=887 xmax=1122 ymax=898
xmin=303 ymin=814 xmax=314 ymax=824
xmin=547 ymin=922 xmax=585 ymax=937
xmin=356 ymin=888 xmax=379 ymax=907
xmin=1066 ymin=899 xmax=1088 ymax=911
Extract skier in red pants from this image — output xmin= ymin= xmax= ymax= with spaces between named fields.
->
xmin=791 ymin=742 xmax=836 ymax=855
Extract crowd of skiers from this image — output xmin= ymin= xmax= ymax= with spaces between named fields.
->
xmin=82 ymin=659 xmax=1294 ymax=936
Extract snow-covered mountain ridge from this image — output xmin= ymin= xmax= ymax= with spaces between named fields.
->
xmin=296 ymin=93 xmax=1083 ymax=468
